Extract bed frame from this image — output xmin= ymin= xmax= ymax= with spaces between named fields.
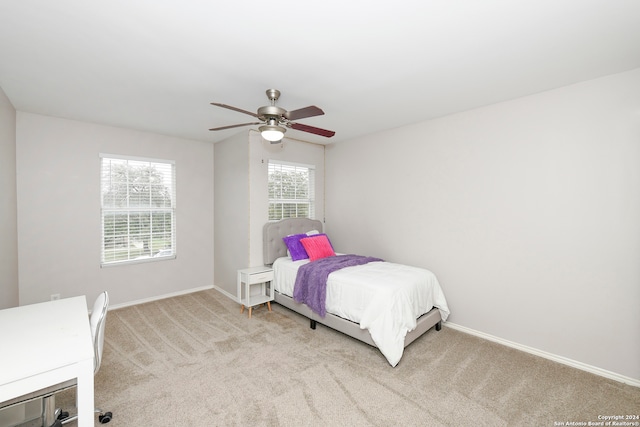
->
xmin=263 ymin=218 xmax=442 ymax=350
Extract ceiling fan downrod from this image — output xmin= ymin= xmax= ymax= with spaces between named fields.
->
xmin=257 ymin=89 xmax=286 ymax=120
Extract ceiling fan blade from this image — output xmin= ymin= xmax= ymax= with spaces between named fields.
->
xmin=209 ymin=122 xmax=260 ymax=131
xmin=284 ymin=106 xmax=324 ymax=121
xmin=288 ymin=122 xmax=335 ymax=138
xmin=210 ymin=103 xmax=259 ymax=118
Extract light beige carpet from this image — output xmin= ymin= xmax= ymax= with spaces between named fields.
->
xmin=58 ymin=289 xmax=638 ymax=426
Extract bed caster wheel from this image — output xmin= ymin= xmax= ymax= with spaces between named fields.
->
xmin=99 ymin=412 xmax=112 ymax=424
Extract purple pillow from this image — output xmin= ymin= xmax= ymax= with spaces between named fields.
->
xmin=282 ymin=234 xmax=309 ymax=261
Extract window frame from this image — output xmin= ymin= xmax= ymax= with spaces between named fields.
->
xmin=268 ymin=160 xmax=316 ymax=221
xmin=100 ymin=153 xmax=177 ymax=266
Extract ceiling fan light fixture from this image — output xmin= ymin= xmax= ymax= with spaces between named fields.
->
xmin=259 ymin=124 xmax=286 ymax=142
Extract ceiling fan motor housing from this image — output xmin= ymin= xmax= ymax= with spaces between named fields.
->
xmin=257 ymin=105 xmax=286 ymax=121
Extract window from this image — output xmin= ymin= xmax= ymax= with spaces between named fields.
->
xmin=100 ymin=154 xmax=176 ymax=265
xmin=268 ymin=161 xmax=315 ymax=220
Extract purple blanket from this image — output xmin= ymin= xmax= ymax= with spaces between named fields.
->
xmin=293 ymin=254 xmax=383 ymax=317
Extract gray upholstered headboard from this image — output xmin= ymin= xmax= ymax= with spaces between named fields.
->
xmin=263 ymin=218 xmax=323 ymax=265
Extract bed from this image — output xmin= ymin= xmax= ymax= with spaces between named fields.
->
xmin=263 ymin=218 xmax=450 ymax=366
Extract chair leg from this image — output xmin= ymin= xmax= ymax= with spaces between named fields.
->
xmin=41 ymin=385 xmax=112 ymax=425
xmin=43 ymin=394 xmax=57 ymax=427
xmin=57 ymin=408 xmax=113 ymax=425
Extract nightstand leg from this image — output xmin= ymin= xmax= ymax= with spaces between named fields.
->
xmin=248 ymin=307 xmax=253 ymax=319
xmin=267 ymin=301 xmax=272 ymax=311
xmin=240 ymin=305 xmax=245 ymax=314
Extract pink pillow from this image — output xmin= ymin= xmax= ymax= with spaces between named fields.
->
xmin=300 ymin=234 xmax=335 ymax=261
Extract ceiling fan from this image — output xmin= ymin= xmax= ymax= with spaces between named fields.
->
xmin=209 ymin=89 xmax=335 ymax=143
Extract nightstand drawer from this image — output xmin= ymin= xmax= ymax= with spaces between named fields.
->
xmin=248 ymin=271 xmax=274 ymax=284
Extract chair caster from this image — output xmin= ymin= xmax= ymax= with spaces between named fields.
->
xmin=99 ymin=411 xmax=112 ymax=424
xmin=57 ymin=411 xmax=69 ymax=420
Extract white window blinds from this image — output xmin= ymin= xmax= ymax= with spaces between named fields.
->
xmin=268 ymin=161 xmax=315 ymax=220
xmin=100 ymin=154 xmax=176 ymax=265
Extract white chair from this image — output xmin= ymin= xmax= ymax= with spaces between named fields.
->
xmin=44 ymin=291 xmax=112 ymax=426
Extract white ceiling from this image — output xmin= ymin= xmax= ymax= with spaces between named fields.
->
xmin=1 ymin=0 xmax=639 ymax=145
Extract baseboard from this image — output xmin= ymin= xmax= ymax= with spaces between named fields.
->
xmin=444 ymin=322 xmax=640 ymax=388
xmin=108 ymin=285 xmax=215 ymax=311
xmin=212 ymin=285 xmax=238 ymax=303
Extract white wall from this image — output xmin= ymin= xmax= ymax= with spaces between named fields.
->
xmin=214 ymin=131 xmax=249 ymax=297
xmin=213 ymin=130 xmax=325 ymax=298
xmin=248 ymin=131 xmax=325 ymax=266
xmin=0 ymin=86 xmax=18 ymax=308
xmin=16 ymin=112 xmax=214 ymax=307
xmin=325 ymin=68 xmax=640 ymax=381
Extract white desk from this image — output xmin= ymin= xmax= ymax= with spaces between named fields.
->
xmin=0 ymin=296 xmax=95 ymax=427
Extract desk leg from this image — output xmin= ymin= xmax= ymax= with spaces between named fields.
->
xmin=75 ymin=358 xmax=95 ymax=427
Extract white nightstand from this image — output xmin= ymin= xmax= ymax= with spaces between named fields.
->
xmin=237 ymin=266 xmax=275 ymax=318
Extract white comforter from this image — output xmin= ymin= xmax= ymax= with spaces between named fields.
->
xmin=273 ymin=256 xmax=450 ymax=366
